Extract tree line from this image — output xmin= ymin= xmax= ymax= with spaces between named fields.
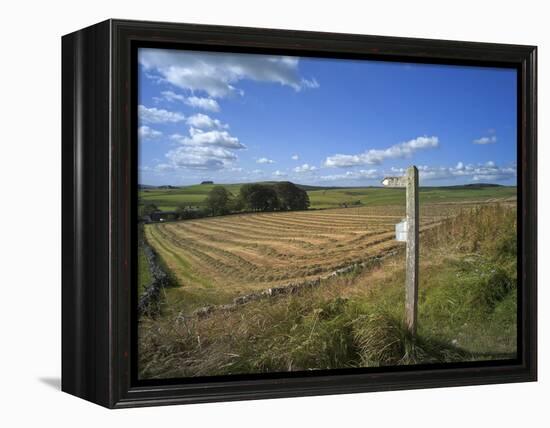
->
xmin=207 ymin=181 xmax=310 ymax=215
xmin=140 ymin=181 xmax=310 ymax=221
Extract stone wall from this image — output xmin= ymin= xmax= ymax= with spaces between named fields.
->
xmin=138 ymin=238 xmax=171 ymax=316
xmin=188 ymin=246 xmax=401 ymax=320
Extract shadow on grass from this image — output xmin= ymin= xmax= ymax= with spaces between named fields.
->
xmin=351 ymin=312 xmax=510 ymax=367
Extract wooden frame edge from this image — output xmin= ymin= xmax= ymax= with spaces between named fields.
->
xmin=62 ymin=19 xmax=537 ymax=409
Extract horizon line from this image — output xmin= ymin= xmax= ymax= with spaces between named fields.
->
xmin=138 ymin=181 xmax=517 ymax=189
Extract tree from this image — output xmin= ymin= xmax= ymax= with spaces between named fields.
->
xmin=273 ymin=181 xmax=310 ymax=210
xmin=140 ymin=203 xmax=160 ymax=218
xmin=239 ymin=183 xmax=280 ymax=212
xmin=260 ymin=186 xmax=280 ymax=211
xmin=227 ymin=195 xmax=244 ymax=212
xmin=205 ymin=186 xmax=231 ymax=216
xmin=176 ymin=205 xmax=200 ymax=220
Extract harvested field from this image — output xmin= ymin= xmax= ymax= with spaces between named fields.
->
xmin=143 ymin=202 xmax=501 ymax=312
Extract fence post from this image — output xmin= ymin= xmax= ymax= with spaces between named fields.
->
xmin=382 ymin=165 xmax=419 ymax=335
xmin=405 ymin=166 xmax=419 ymax=335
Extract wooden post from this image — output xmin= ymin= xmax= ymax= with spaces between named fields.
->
xmin=405 ymin=166 xmax=419 ymax=335
xmin=382 ymin=165 xmax=419 ymax=335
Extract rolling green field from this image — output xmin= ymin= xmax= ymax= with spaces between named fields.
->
xmin=139 ymin=183 xmax=517 ymax=211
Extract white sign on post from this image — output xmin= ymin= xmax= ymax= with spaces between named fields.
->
xmin=395 ymin=219 xmax=408 ymax=242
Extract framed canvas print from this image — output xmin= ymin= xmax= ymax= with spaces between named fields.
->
xmin=61 ymin=19 xmax=537 ymax=408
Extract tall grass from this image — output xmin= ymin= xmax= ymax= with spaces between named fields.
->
xmin=138 ymin=203 xmax=517 ymax=379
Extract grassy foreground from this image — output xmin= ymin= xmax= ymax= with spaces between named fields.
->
xmin=138 ymin=203 xmax=517 ymax=379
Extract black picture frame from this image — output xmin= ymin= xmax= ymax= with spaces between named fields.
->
xmin=61 ymin=19 xmax=537 ymax=408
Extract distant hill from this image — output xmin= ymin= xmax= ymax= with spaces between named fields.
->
xmin=246 ymin=181 xmax=329 ymax=191
xmin=139 ymin=184 xmax=181 ymax=189
xmin=436 ymin=183 xmax=505 ymax=190
xmin=462 ymin=183 xmax=503 ymax=188
xmin=139 ymin=180 xmax=516 ymax=211
xmin=140 ymin=182 xmax=512 ymax=191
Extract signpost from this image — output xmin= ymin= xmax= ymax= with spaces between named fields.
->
xmin=382 ymin=166 xmax=419 ymax=335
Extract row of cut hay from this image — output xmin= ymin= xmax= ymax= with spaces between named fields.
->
xmin=145 ymin=227 xmax=213 ymax=288
xmin=160 ymin=221 xmax=397 ymax=269
xmin=229 ymin=212 xmax=404 ymax=228
xmin=164 ymin=214 xmax=443 ymax=266
xmin=149 ymin=225 xmax=293 ymax=289
xmin=173 ymin=217 xmax=359 ymax=247
xmin=248 ymin=210 xmax=405 ymax=223
xmin=145 ymin=205 xmax=453 ymax=300
xmin=166 ymin=213 xmax=390 ymax=246
xmin=147 ymin=226 xmax=256 ymax=287
xmin=161 ymin=223 xmax=300 ymax=269
xmin=158 ymin=224 xmax=390 ymax=276
xmin=151 ymin=223 xmax=402 ymax=291
xmin=181 ymin=226 xmax=327 ymax=253
xmin=180 ymin=212 xmax=403 ymax=242
xmin=204 ymin=215 xmax=390 ymax=234
xmin=154 ymin=225 xmax=265 ymax=274
xmin=152 ymin=217 xmax=448 ymax=294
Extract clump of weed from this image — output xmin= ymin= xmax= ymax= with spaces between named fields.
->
xmin=353 ymin=312 xmax=468 ymax=367
xmin=473 ymin=267 xmax=515 ymax=309
xmin=424 ymin=203 xmax=516 ymax=256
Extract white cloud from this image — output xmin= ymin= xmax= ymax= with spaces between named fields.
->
xmin=257 ymin=157 xmax=274 ymax=164
xmin=164 ymin=145 xmax=238 ymax=171
xmin=186 ymin=113 xmax=228 ymax=129
xmin=155 ymin=163 xmax=176 ymax=172
xmin=160 ymin=117 xmax=245 ymax=172
xmin=418 ymin=162 xmax=516 ymax=182
xmin=273 ymin=170 xmax=287 ymax=177
xmin=139 ymin=49 xmax=319 ymax=98
xmin=138 ymin=125 xmax=163 ymax=140
xmin=324 ymin=136 xmax=439 ymax=168
xmin=185 ymin=96 xmax=220 ymax=112
xmin=473 ymin=135 xmax=497 ymax=144
xmin=300 ymin=78 xmax=320 ymax=89
xmin=138 ymin=105 xmax=185 ymax=124
xmin=171 ymin=127 xmax=245 ymax=150
xmin=319 ymin=169 xmax=380 ymax=182
xmin=317 ymin=161 xmax=515 ymax=184
xmin=293 ymin=163 xmax=317 ymax=173
xmin=161 ymin=90 xmax=185 ymax=102
xmin=159 ymin=91 xmax=221 ymax=112
xmin=291 ymin=154 xmax=299 ymax=161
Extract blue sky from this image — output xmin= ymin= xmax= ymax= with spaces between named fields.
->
xmin=138 ymin=48 xmax=517 ymax=187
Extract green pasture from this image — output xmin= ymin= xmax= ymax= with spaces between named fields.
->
xmin=308 ymin=185 xmax=516 ymax=208
xmin=139 ymin=182 xmax=516 ymax=211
